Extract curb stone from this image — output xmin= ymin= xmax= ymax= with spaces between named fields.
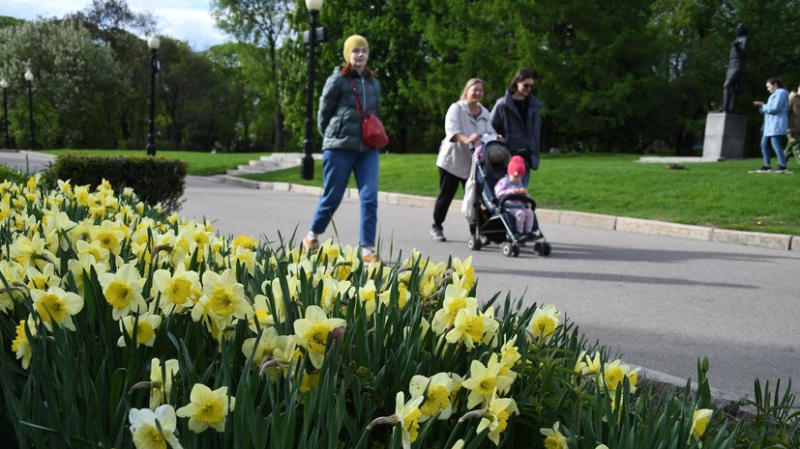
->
xmin=636 ymin=365 xmax=755 ymax=418
xmin=219 ymin=175 xmax=798 ymax=252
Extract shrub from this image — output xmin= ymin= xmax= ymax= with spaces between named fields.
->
xmin=0 ymin=163 xmax=24 ymax=184
xmin=48 ymin=154 xmax=187 ymax=212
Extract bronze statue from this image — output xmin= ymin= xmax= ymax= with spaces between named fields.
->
xmin=719 ymin=24 xmax=748 ymax=113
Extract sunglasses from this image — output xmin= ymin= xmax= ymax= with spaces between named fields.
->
xmin=521 ymin=83 xmax=534 ymax=89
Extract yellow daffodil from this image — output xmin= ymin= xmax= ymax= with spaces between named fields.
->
xmin=30 ymin=286 xmax=84 ymax=331
xmin=233 ymin=246 xmax=256 ymax=274
xmin=462 ymin=357 xmax=513 ymax=409
xmin=293 ymin=305 xmax=346 ymax=369
xmin=319 ymin=278 xmax=353 ymax=314
xmin=451 ymin=439 xmax=464 ymax=449
xmin=99 ymin=262 xmax=147 ymax=320
xmin=94 ymin=220 xmax=126 ymax=255
xmin=11 ymin=317 xmax=37 ymax=369
xmin=432 ymin=284 xmax=478 ymax=335
xmin=66 ymin=253 xmax=107 ymax=295
xmin=409 ymin=372 xmax=455 ymax=420
xmin=356 ymin=279 xmax=378 ymax=318
xmin=445 ymin=306 xmax=497 ymax=350
xmin=540 ymin=421 xmax=569 ymax=449
xmin=201 ymin=269 xmax=253 ymax=320
xmin=575 ymin=351 xmax=602 ymax=376
xmin=528 ymin=304 xmax=561 ymax=343
xmin=373 ymin=391 xmax=425 ymax=449
xmin=26 ymin=263 xmax=59 ymax=290
xmin=242 ymin=326 xmax=290 ymax=368
xmin=315 ymin=238 xmax=340 ymax=263
xmin=477 ymin=388 xmax=519 ymax=446
xmin=602 ymin=359 xmax=639 ymax=393
xmin=500 ymin=336 xmax=521 ymax=370
xmin=150 ymin=358 xmax=179 ymax=409
xmin=232 ymin=234 xmax=258 ymax=250
xmin=451 ymin=256 xmax=476 ymax=291
xmin=0 ymin=259 xmax=26 ymax=313
xmin=333 ymin=244 xmax=361 ymax=280
xmin=379 ymin=281 xmax=411 ymax=309
xmin=129 ymin=404 xmax=183 ymax=449
xmin=75 ymin=239 xmax=110 ymax=263
xmin=176 ymin=383 xmax=235 ymax=433
xmin=690 ymin=408 xmax=713 ymax=444
xmin=249 ymin=294 xmax=276 ymax=332
xmin=151 ymin=265 xmax=201 ymax=314
xmin=118 ymin=313 xmax=162 ymax=347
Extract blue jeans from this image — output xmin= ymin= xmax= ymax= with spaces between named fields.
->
xmin=311 ymin=149 xmax=379 ymax=247
xmin=761 ymin=134 xmax=787 ymax=167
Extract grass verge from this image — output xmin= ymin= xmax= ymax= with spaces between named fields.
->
xmin=240 ymin=153 xmax=800 ymax=235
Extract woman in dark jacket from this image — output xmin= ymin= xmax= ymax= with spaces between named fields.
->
xmin=490 ymin=68 xmax=543 ymax=187
xmin=303 ymin=35 xmax=383 ymax=263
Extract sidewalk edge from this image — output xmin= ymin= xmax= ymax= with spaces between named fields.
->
xmin=218 ymin=175 xmax=798 ymax=252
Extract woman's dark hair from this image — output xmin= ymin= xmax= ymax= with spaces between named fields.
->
xmin=340 ymin=62 xmax=375 ymax=81
xmin=507 ymin=68 xmax=536 ymax=93
xmin=767 ymin=77 xmax=785 ymax=89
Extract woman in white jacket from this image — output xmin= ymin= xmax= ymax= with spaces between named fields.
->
xmin=431 ymin=78 xmax=497 ymax=242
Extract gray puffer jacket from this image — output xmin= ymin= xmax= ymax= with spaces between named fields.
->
xmin=318 ymin=67 xmax=382 ymax=151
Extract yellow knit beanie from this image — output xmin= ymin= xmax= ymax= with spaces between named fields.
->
xmin=342 ymin=35 xmax=369 ymax=62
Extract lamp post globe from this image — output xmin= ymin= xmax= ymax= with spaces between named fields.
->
xmin=146 ymin=36 xmax=161 ymax=156
xmin=24 ymin=70 xmax=35 ymax=150
xmin=1 ymin=78 xmax=9 ymax=149
xmin=301 ymin=0 xmax=325 ymax=179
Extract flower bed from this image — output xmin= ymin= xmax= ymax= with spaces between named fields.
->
xmin=0 ymin=174 xmax=777 ymax=448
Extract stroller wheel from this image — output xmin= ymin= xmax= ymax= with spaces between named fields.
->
xmin=468 ymin=236 xmax=482 ymax=251
xmin=533 ymin=241 xmax=552 ymax=257
xmin=511 ymin=245 xmax=520 ymax=257
xmin=502 ymin=242 xmax=513 ymax=257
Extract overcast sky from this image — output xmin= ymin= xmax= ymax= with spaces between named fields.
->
xmin=1 ymin=0 xmax=230 ymax=50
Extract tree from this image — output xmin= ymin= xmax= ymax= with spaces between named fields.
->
xmin=212 ymin=0 xmax=292 ymax=152
xmin=0 ymin=19 xmax=125 ymax=148
xmin=67 ymin=0 xmax=156 ymax=149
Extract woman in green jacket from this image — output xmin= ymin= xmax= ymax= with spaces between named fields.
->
xmin=303 ymin=35 xmax=383 ymax=263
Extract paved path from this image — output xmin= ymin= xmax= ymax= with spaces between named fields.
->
xmin=181 ymin=175 xmax=800 ymax=401
xmin=2 ymin=151 xmax=798 ymax=400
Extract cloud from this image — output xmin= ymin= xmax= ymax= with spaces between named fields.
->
xmin=1 ymin=0 xmax=230 ymax=50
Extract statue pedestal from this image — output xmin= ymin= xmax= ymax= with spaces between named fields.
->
xmin=702 ymin=113 xmax=748 ymax=160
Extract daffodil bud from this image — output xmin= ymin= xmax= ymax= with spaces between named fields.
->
xmin=367 ymin=414 xmax=399 ymax=429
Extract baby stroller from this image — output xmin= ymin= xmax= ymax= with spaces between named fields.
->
xmin=463 ymin=141 xmax=552 ymax=257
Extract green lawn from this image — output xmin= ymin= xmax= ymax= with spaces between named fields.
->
xmin=41 ymin=149 xmax=270 ymax=176
xmin=241 ymin=153 xmax=800 ymax=235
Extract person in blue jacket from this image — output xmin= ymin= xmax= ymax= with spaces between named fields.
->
xmin=753 ymin=77 xmax=789 ymax=172
xmin=303 ymin=35 xmax=383 ymax=262
xmin=490 ymin=68 xmax=543 ymax=187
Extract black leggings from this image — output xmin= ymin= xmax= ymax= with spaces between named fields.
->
xmin=432 ymin=168 xmax=475 ymax=233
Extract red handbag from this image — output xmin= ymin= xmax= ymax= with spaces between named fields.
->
xmin=350 ymin=79 xmax=389 ymax=148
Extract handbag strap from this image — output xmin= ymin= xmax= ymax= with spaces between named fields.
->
xmin=349 ymin=78 xmax=363 ymax=117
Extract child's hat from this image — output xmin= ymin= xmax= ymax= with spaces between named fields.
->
xmin=508 ymin=155 xmax=526 ymax=177
xmin=343 ymin=35 xmax=368 ymax=61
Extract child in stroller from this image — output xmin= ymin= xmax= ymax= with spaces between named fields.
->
xmin=464 ymin=141 xmax=551 ymax=257
xmin=495 ymin=155 xmax=536 ymax=240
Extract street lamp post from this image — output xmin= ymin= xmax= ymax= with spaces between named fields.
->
xmin=1 ymin=79 xmax=9 ymax=149
xmin=301 ymin=0 xmax=326 ymax=180
xmin=147 ymin=35 xmax=161 ymax=156
xmin=24 ymin=70 xmax=35 ymax=150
